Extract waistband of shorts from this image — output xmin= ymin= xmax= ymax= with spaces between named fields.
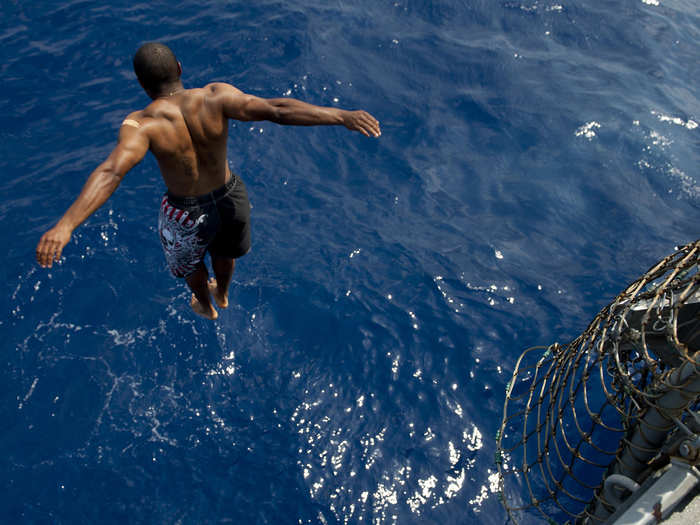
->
xmin=165 ymin=173 xmax=238 ymax=208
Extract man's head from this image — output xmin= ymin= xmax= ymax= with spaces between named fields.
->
xmin=133 ymin=42 xmax=182 ymax=98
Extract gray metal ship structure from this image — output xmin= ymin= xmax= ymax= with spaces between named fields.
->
xmin=497 ymin=241 xmax=700 ymax=524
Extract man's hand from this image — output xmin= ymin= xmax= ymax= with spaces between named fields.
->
xmin=342 ymin=110 xmax=381 ymax=138
xmin=36 ymin=224 xmax=72 ymax=268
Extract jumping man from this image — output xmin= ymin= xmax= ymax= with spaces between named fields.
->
xmin=35 ymin=42 xmax=381 ymax=320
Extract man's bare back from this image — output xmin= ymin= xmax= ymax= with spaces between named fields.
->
xmin=36 ymin=42 xmax=380 ymax=320
xmin=125 ymin=84 xmax=236 ymax=197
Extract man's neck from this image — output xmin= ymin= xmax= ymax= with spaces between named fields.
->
xmin=153 ymin=82 xmax=184 ymax=99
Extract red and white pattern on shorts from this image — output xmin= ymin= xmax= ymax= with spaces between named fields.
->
xmin=158 ymin=196 xmax=208 ymax=278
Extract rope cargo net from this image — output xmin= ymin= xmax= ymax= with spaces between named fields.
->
xmin=496 ymin=240 xmax=700 ymax=524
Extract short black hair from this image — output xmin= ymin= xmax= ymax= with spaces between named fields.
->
xmin=133 ymin=42 xmax=179 ymax=92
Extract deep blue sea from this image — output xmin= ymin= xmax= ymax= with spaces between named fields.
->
xmin=1 ymin=1 xmax=698 ymax=523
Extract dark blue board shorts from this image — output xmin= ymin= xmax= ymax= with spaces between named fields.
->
xmin=158 ymin=173 xmax=251 ymax=278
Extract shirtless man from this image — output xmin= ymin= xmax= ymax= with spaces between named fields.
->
xmin=36 ymin=42 xmax=381 ymax=320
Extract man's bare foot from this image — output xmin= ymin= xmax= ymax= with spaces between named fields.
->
xmin=190 ymin=293 xmax=218 ymax=320
xmin=208 ymin=278 xmax=229 ymax=308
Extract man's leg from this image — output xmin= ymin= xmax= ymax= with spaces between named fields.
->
xmin=186 ymin=263 xmax=218 ymax=320
xmin=209 ymin=255 xmax=235 ymax=308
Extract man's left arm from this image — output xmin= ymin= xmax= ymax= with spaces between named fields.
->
xmin=36 ymin=120 xmax=150 ymax=268
xmin=213 ymin=83 xmax=381 ymax=137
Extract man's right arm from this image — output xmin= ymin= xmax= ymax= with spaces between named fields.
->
xmin=36 ymin=119 xmax=150 ymax=268
xmin=211 ymin=83 xmax=381 ymax=137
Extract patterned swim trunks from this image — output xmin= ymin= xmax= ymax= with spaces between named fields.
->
xmin=158 ymin=173 xmax=251 ymax=278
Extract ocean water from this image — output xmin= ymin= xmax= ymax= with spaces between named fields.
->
xmin=1 ymin=0 xmax=698 ymax=523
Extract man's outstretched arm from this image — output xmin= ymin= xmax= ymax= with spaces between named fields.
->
xmin=214 ymin=83 xmax=381 ymax=137
xmin=36 ymin=121 xmax=149 ymax=268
